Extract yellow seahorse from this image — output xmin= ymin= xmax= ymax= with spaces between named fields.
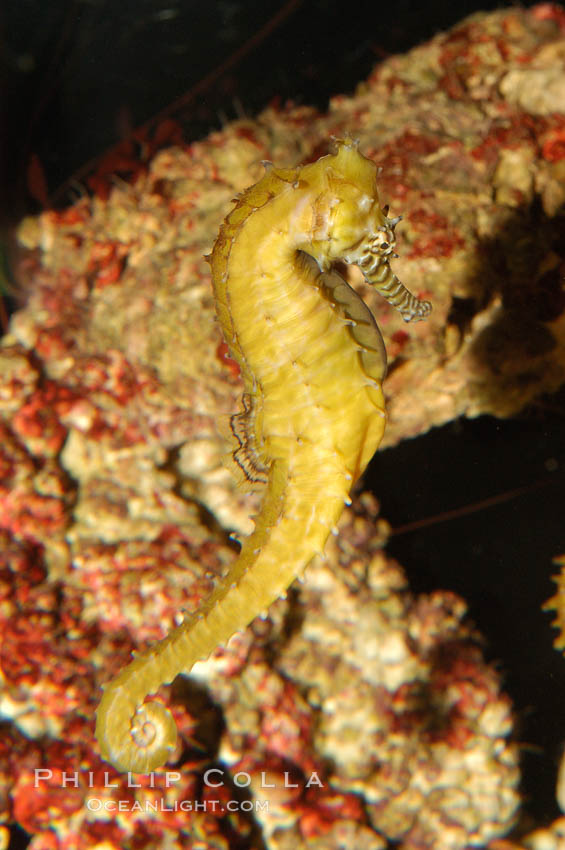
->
xmin=95 ymin=138 xmax=431 ymax=773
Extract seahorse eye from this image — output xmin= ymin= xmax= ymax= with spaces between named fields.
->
xmin=371 ymin=228 xmax=396 ymax=255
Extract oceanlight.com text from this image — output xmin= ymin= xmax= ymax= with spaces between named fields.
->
xmin=86 ymin=797 xmax=270 ymax=814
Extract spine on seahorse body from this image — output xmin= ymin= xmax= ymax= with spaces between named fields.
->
xmin=95 ymin=138 xmax=431 ymax=773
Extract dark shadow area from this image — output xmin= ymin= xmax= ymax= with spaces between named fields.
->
xmin=365 ymin=403 xmax=565 ymax=825
xmin=171 ymin=677 xmax=268 ymax=849
xmin=464 ymin=199 xmax=565 ymax=415
xmin=171 ymin=675 xmax=226 ymax=762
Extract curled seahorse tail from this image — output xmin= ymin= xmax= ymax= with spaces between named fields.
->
xmin=95 ymin=456 xmax=350 ymax=773
xmin=96 ymin=655 xmax=178 ymax=773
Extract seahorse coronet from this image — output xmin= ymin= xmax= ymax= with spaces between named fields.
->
xmin=94 ymin=138 xmax=431 ymax=773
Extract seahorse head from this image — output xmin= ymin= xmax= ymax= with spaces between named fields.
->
xmin=307 ymin=139 xmax=399 ymax=270
xmin=303 ymin=139 xmax=430 ymax=323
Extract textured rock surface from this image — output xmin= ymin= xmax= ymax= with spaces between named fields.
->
xmin=1 ymin=5 xmax=565 ymax=849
